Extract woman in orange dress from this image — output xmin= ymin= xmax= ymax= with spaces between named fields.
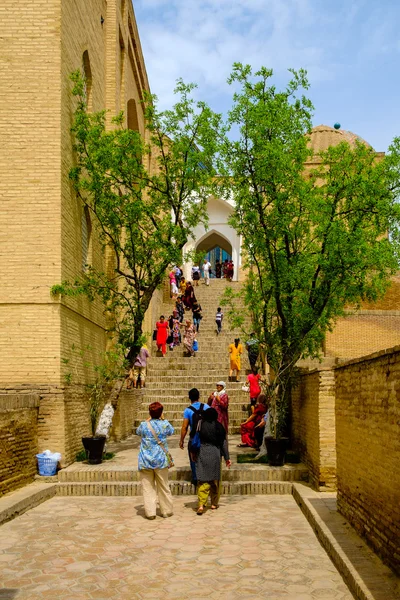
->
xmin=228 ymin=338 xmax=243 ymax=382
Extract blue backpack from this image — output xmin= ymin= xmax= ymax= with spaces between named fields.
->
xmin=188 ymin=403 xmax=205 ymax=451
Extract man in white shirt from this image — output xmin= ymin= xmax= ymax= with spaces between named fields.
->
xmin=203 ymin=259 xmax=211 ymax=286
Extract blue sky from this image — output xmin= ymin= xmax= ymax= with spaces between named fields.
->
xmin=133 ymin=0 xmax=400 ymax=152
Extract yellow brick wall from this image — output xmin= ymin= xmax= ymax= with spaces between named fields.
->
xmin=335 ymin=347 xmax=400 ymax=574
xmin=291 ymin=371 xmax=321 ymax=489
xmin=291 ymin=369 xmax=337 ymax=490
xmin=0 ymin=0 xmax=151 ymax=465
xmin=0 ymin=395 xmax=40 ymax=496
xmin=111 ymin=388 xmax=144 ymax=442
xmin=326 ymin=312 xmax=400 ymax=360
xmin=0 ymin=0 xmax=62 ymax=385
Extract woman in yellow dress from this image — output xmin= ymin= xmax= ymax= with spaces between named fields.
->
xmin=229 ymin=338 xmax=243 ymax=382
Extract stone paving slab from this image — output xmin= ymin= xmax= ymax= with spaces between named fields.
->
xmin=293 ymin=485 xmax=400 ymax=600
xmin=0 ymin=495 xmax=353 ymax=600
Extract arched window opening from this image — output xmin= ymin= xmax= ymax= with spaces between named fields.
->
xmin=82 ymin=206 xmax=92 ymax=271
xmin=82 ymin=51 xmax=92 ymax=111
xmin=127 ymin=98 xmax=139 ymax=131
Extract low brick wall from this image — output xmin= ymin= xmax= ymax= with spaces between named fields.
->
xmin=291 ymin=369 xmax=337 ymax=491
xmin=110 ymin=388 xmax=143 ymax=442
xmin=0 ymin=394 xmax=40 ymax=496
xmin=335 ymin=347 xmax=400 ymax=574
xmin=0 ymin=385 xmax=98 ymax=467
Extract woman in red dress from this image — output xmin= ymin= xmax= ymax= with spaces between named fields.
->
xmin=239 ymin=394 xmax=268 ymax=448
xmin=182 ymin=281 xmax=196 ymax=310
xmin=155 ymin=315 xmax=169 ymax=356
xmin=247 ymin=366 xmax=262 ymax=409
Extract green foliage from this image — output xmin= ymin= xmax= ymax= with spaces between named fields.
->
xmin=76 ymin=449 xmax=115 ymax=462
xmin=58 ymin=71 xmax=222 ymax=362
xmin=222 ymin=64 xmax=400 ymax=436
xmin=237 ymin=451 xmax=300 ymax=464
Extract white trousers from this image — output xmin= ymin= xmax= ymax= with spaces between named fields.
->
xmin=139 ymin=468 xmax=174 ymax=517
xmin=204 ymin=271 xmax=210 ymax=285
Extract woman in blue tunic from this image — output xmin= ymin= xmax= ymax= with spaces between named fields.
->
xmin=136 ymin=402 xmax=174 ymax=519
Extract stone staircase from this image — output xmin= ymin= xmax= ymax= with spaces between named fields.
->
xmin=57 ymin=278 xmax=309 ymax=496
xmin=136 ymin=279 xmax=251 ymax=434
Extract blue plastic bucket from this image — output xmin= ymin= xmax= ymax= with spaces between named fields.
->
xmin=36 ymin=454 xmax=58 ymax=476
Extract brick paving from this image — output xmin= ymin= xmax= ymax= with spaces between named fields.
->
xmin=0 ymin=495 xmax=353 ymax=600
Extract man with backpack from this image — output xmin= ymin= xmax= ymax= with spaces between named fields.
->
xmin=179 ymin=388 xmax=209 ymax=486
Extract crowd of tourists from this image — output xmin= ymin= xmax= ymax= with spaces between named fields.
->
xmin=130 ymin=261 xmax=273 ymax=518
xmin=136 ymin=373 xmax=271 ymax=519
xmin=169 ymin=259 xmax=235 ymax=298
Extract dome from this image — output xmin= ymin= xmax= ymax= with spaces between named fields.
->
xmin=307 ymin=124 xmax=372 ymax=154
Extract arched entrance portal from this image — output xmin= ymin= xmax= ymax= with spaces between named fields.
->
xmin=182 ymin=196 xmax=241 ymax=282
xmin=196 ymin=230 xmax=232 ymax=277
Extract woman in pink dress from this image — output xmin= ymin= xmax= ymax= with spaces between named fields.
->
xmin=169 ymin=270 xmax=178 ymax=299
xmin=156 ymin=315 xmax=169 ymax=356
xmin=207 ymin=381 xmax=229 ymax=432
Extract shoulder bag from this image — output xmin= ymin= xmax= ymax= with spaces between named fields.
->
xmin=147 ymin=421 xmax=175 ymax=468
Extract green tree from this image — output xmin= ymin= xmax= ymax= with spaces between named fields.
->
xmin=54 ymin=72 xmax=222 ymax=363
xmin=222 ymin=64 xmax=400 ymax=436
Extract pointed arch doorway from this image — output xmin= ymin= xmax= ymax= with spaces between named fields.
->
xmin=182 ymin=196 xmax=241 ymax=282
xmin=196 ymin=230 xmax=232 ymax=278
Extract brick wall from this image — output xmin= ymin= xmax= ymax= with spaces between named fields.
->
xmin=111 ymin=388 xmax=143 ymax=442
xmin=335 ymin=347 xmax=400 ymax=574
xmin=291 ymin=368 xmax=337 ymax=491
xmin=326 ymin=311 xmax=400 ymax=360
xmin=0 ymin=394 xmax=40 ymax=496
xmin=0 ymin=0 xmax=62 ymax=386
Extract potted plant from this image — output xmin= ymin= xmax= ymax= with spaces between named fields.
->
xmin=82 ymin=381 xmax=107 ymax=464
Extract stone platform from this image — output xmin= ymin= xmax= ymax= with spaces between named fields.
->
xmin=57 ymin=435 xmax=309 ymax=496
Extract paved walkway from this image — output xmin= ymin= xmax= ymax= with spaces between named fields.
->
xmin=0 ymin=495 xmax=353 ymax=600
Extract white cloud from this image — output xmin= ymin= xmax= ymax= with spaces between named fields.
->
xmin=133 ymin=0 xmax=400 ymax=150
xmin=135 ymin=0 xmax=330 ymax=108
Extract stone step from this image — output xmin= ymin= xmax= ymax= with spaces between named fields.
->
xmin=144 ymin=378 xmax=251 ymax=385
xmin=136 ymin=411 xmax=249 ymax=424
xmin=56 ymin=480 xmax=294 ymax=496
xmin=147 ymin=361 xmax=249 ymax=369
xmin=133 ymin=420 xmax=244 ymax=433
xmin=137 ymin=394 xmax=248 ymax=403
xmin=59 ymin=464 xmax=308 ymax=483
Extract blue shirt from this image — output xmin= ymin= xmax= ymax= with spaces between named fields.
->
xmin=183 ymin=402 xmax=209 ymax=429
xmin=136 ymin=419 xmax=174 ymax=470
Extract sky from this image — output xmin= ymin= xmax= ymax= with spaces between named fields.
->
xmin=133 ymin=0 xmax=400 ymax=152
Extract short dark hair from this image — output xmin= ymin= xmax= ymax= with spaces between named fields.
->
xmin=217 ymin=307 xmax=221 ymax=311
xmin=188 ymin=388 xmax=200 ymax=403
xmin=149 ymin=402 xmax=163 ymax=419
xmin=160 ymin=315 xmax=164 ymax=319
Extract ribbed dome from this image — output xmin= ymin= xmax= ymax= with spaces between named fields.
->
xmin=307 ymin=124 xmax=372 ymax=154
